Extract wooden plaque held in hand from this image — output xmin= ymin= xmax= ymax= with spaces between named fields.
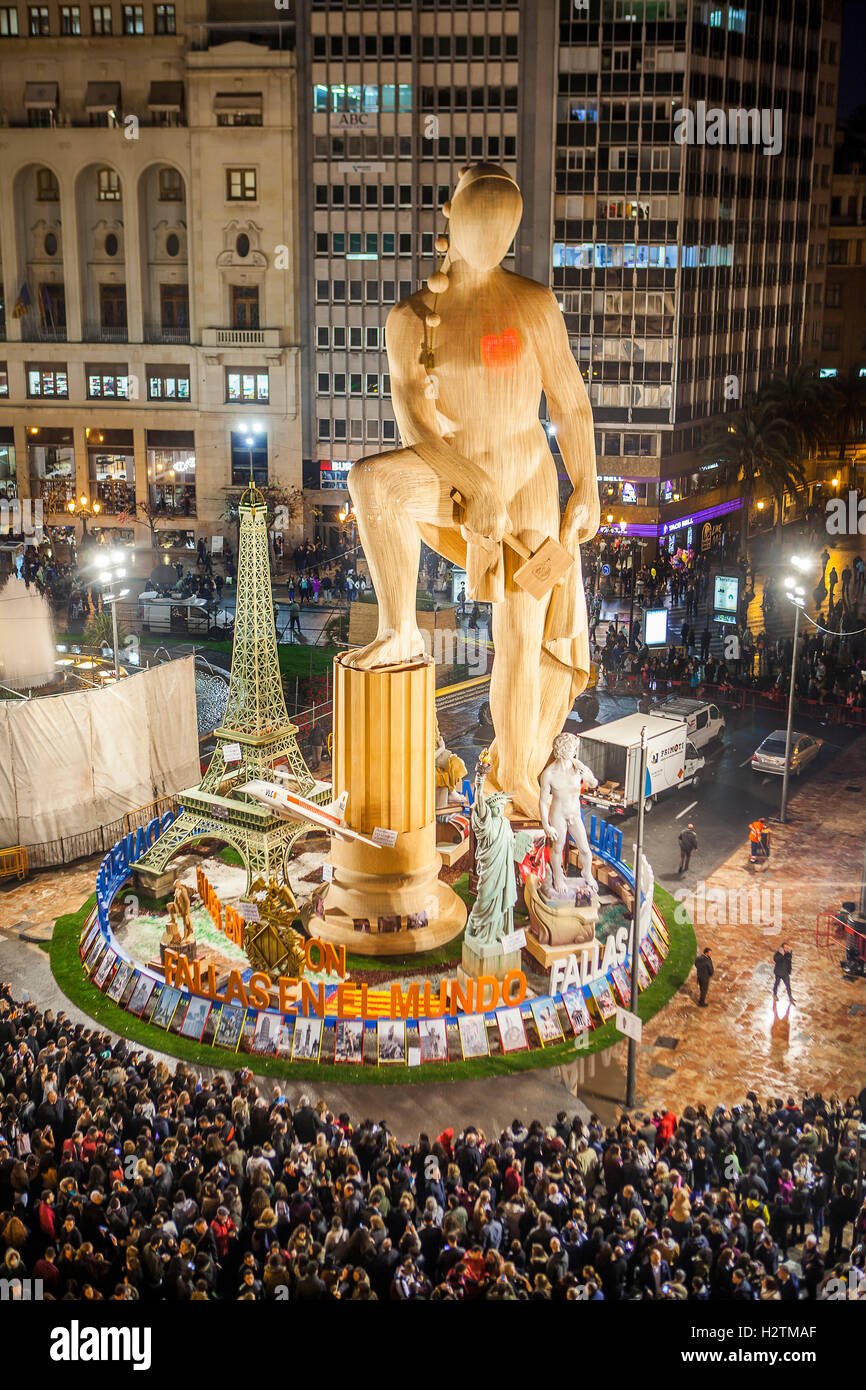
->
xmin=450 ymin=486 xmax=573 ymax=598
xmin=512 ymin=535 xmax=574 ymax=599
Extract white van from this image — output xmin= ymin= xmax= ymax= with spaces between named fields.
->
xmin=655 ymin=697 xmax=725 ymax=750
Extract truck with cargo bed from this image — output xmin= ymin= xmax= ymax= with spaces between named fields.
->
xmin=579 ymin=712 xmax=705 ymax=815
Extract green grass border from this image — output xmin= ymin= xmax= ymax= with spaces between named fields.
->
xmin=50 ymin=888 xmax=695 ymax=1086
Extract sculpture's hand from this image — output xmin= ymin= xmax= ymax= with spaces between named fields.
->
xmin=460 ymin=485 xmax=511 ymax=549
xmin=560 ymin=494 xmax=596 ymax=550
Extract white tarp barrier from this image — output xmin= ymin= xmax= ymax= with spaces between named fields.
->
xmin=0 ymin=658 xmax=200 ymax=849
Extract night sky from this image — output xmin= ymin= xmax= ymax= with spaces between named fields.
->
xmin=839 ymin=0 xmax=866 ymax=118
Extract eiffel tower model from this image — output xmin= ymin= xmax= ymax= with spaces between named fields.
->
xmin=133 ymin=481 xmax=330 ymax=897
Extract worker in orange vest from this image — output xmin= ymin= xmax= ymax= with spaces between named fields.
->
xmin=749 ymin=819 xmax=771 ymax=862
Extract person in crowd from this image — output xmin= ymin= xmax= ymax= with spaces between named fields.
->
xmin=0 ymin=979 xmax=862 ymax=1302
xmin=694 ymin=947 xmax=714 ymax=1008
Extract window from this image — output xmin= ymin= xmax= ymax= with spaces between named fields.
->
xmin=27 ymin=365 xmax=68 ymax=398
xmin=147 ymin=436 xmax=195 ymax=515
xmin=97 ymin=168 xmax=120 ymax=202
xmin=91 ymin=4 xmax=112 ymax=33
xmin=317 ymin=418 xmax=330 ymax=442
xmin=825 ymin=284 xmax=842 ymax=309
xmin=121 ymin=3 xmax=142 ymax=32
xmin=227 ymin=168 xmax=257 ymax=201
xmin=230 ymin=286 xmax=259 ymax=330
xmin=36 ymin=168 xmax=59 ymax=201
xmin=153 ymin=1 xmax=173 ymax=31
xmin=226 ymin=370 xmax=269 ymax=404
xmin=147 ymin=365 xmax=190 ymax=400
xmin=0 ymin=363 xmax=8 ymax=398
xmin=216 ymin=94 xmax=262 ymax=128
xmin=230 ymin=430 xmax=267 ymax=487
xmin=39 ymin=283 xmax=66 ymax=331
xmin=0 ymin=8 xmax=19 ymax=35
xmin=317 ymin=373 xmax=330 ymax=396
xmin=87 ymin=365 xmax=129 ymax=399
xmin=60 ymin=5 xmax=80 ymax=31
xmin=100 ymin=285 xmax=127 ymax=332
xmin=28 ymin=5 xmax=49 ymax=34
xmin=157 ymin=167 xmax=182 ymax=202
xmin=160 ymin=284 xmax=188 ymax=332
xmin=316 ymin=326 xmax=329 ymax=350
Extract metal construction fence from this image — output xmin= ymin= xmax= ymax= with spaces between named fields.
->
xmin=21 ymin=794 xmax=181 ymax=871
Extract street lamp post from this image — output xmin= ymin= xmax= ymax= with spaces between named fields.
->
xmin=626 ymin=725 xmax=649 ymax=1110
xmin=780 ymin=555 xmax=811 ymax=825
xmin=97 ymin=551 xmax=129 ymax=679
xmin=67 ymin=493 xmax=101 ymax=541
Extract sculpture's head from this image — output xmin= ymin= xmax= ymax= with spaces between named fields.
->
xmin=444 ymin=164 xmax=523 ymax=271
xmin=552 ymin=731 xmax=581 ymax=767
xmin=486 ymin=791 xmax=510 ymax=819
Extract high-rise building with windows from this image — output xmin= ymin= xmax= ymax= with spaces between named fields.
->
xmin=822 ymin=118 xmax=866 ymax=379
xmin=550 ymin=0 xmax=842 ymax=548
xmin=295 ymin=0 xmax=843 ymax=557
xmin=295 ymin=0 xmax=520 ymax=553
xmin=0 ymin=0 xmax=303 ymax=562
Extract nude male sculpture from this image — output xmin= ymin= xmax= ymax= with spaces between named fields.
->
xmin=343 ymin=165 xmax=599 ymax=816
xmin=538 ymin=732 xmax=599 ymax=896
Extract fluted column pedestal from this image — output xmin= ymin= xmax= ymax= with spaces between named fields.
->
xmin=317 ymin=655 xmax=466 ymax=956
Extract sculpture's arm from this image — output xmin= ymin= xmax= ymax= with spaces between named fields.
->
xmin=577 ymin=759 xmax=599 ymax=791
xmin=472 ymin=764 xmax=488 ymax=818
xmin=537 ymin=290 xmax=600 ymax=548
xmin=538 ymin=771 xmax=554 ymax=837
xmin=385 ymin=304 xmax=510 ymax=543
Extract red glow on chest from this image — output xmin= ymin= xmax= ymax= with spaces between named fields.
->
xmin=481 ymin=328 xmax=522 ymax=372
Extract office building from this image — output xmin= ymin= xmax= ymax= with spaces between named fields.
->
xmin=0 ymin=0 xmax=303 ymax=562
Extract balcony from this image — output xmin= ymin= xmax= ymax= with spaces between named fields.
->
xmin=144 ymin=323 xmax=191 ymax=345
xmin=20 ymin=323 xmax=67 ymax=343
xmin=84 ymin=322 xmax=128 ymax=344
xmin=202 ymin=327 xmax=282 ymax=349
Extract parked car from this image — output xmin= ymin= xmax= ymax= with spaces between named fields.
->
xmin=751 ymin=729 xmax=822 ymax=777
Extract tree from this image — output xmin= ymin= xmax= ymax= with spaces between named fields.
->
xmin=830 ymin=366 xmax=866 ymax=470
xmin=134 ymin=500 xmax=165 ymax=553
xmin=704 ymin=403 xmax=805 ymax=563
xmin=85 ymin=610 xmax=128 ymax=651
xmin=760 ymin=365 xmax=834 ymax=464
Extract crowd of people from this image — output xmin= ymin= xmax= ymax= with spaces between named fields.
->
xmin=1 ymin=982 xmax=863 ymax=1302
xmin=583 ymin=529 xmax=866 ymax=716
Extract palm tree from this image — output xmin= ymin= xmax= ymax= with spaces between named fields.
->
xmin=760 ymin=365 xmax=835 ymax=463
xmin=831 ymin=366 xmax=866 ymax=477
xmin=704 ymin=402 xmax=805 ymax=564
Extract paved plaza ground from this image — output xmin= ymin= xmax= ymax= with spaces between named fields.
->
xmin=2 ymin=728 xmax=864 ymax=1140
